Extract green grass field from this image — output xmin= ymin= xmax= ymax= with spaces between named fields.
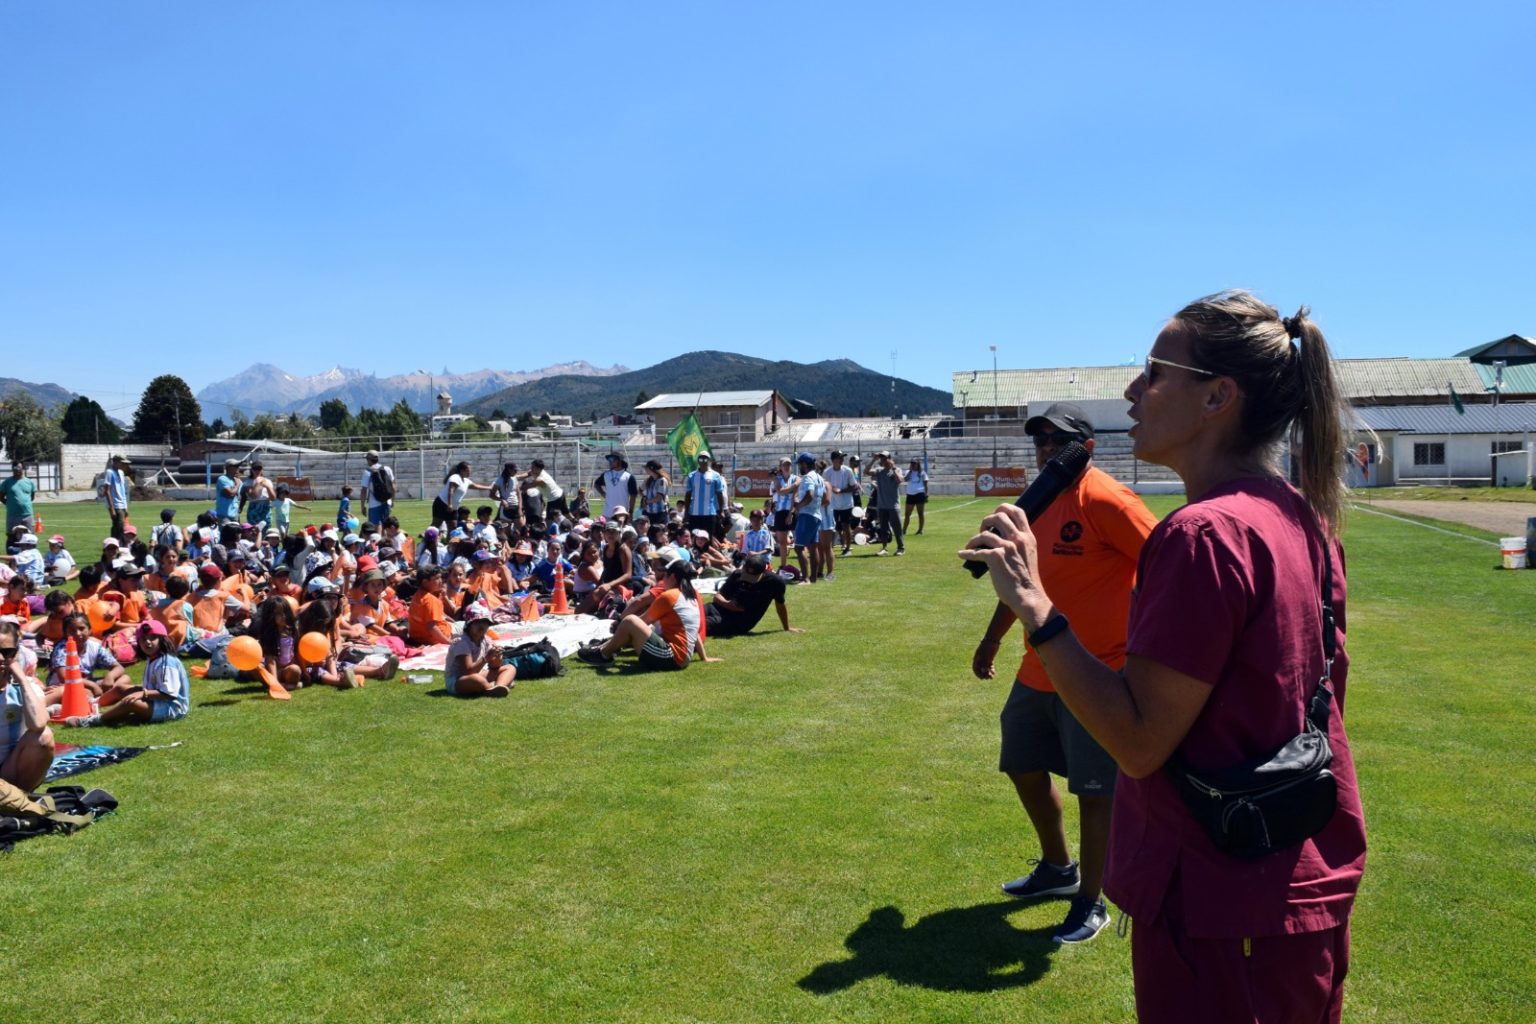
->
xmin=6 ymin=495 xmax=1534 ymax=1023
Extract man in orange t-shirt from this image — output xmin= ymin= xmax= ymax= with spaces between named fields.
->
xmin=971 ymin=403 xmax=1157 ymax=945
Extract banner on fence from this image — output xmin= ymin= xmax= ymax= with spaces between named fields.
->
xmin=973 ymin=467 xmax=1029 ymax=497
xmin=732 ymin=469 xmax=777 ymax=498
xmin=276 ymin=476 xmax=315 ymax=501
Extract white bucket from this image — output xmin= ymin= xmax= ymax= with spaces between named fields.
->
xmin=1500 ymin=537 xmax=1527 ymax=570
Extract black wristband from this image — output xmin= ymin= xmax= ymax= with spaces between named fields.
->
xmin=1026 ymin=613 xmax=1070 ymax=649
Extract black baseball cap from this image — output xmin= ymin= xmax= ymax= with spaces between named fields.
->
xmin=1024 ymin=402 xmax=1094 ymax=439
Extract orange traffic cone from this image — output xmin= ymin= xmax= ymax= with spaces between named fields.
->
xmin=52 ymin=638 xmax=93 ymax=722
xmin=549 ymin=563 xmax=573 ymax=615
xmin=33 ymin=512 xmax=42 ymax=535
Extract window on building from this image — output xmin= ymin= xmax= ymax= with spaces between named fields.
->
xmin=1492 ymin=440 xmax=1522 ymax=455
xmin=1413 ymin=442 xmax=1445 ymax=466
xmin=716 ymin=411 xmax=740 ymax=427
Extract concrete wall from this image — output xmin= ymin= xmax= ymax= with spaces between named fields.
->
xmin=1391 ymin=431 xmax=1536 ymax=486
xmin=60 ymin=444 xmax=173 ymax=490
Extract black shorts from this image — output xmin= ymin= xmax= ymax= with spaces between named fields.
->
xmin=637 ymin=625 xmax=685 ymax=671
xmin=772 ymin=509 xmax=793 ymax=533
xmin=999 ymin=684 xmax=1118 ymax=796
xmin=833 ymin=508 xmax=853 ymax=529
xmin=906 ymin=492 xmax=928 ymax=506
xmin=687 ymin=514 xmax=721 ymax=539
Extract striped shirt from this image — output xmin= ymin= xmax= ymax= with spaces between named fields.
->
xmin=741 ymin=526 xmax=773 ymax=555
xmin=684 ymin=469 xmax=726 ymax=517
xmin=772 ymin=472 xmax=797 ymax=513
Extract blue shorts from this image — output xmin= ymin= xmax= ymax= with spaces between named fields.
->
xmin=368 ymin=504 xmax=389 ymax=526
xmin=443 ymin=672 xmax=460 ymax=696
xmin=150 ymin=701 xmax=187 ymax=724
xmin=793 ymin=514 xmax=821 ymax=548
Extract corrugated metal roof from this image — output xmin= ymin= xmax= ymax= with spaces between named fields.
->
xmin=953 ymin=358 xmax=1493 ymax=406
xmin=951 ymin=366 xmax=1139 ymax=406
xmin=1355 ymin=403 xmax=1536 ymax=435
xmin=636 ymin=391 xmax=776 ymax=410
xmin=1475 ymin=362 xmax=1536 ymax=395
xmin=1333 ymin=359 xmax=1484 ymax=399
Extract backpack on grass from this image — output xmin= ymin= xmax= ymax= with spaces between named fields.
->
xmin=501 ymin=638 xmax=563 ymax=679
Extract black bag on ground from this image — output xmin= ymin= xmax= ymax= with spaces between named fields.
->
xmin=502 ymin=638 xmax=563 ymax=679
xmin=0 ymin=784 xmax=119 ymax=853
xmin=1166 ymin=525 xmax=1341 ymax=860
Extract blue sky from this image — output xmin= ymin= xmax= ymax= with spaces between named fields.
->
xmin=2 ymin=1 xmax=1531 ymax=421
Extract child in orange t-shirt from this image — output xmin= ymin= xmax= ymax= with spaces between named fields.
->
xmin=407 ymin=567 xmax=453 ymax=646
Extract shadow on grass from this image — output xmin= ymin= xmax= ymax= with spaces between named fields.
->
xmin=798 ymin=900 xmax=1058 ymax=994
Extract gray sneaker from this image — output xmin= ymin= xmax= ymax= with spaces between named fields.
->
xmin=1052 ymin=896 xmax=1109 ymax=944
xmin=1001 ymin=859 xmax=1080 ymax=900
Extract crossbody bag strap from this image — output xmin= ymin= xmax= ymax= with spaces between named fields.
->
xmin=1307 ymin=517 xmax=1338 ymax=733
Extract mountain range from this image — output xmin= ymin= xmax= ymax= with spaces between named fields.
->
xmin=462 ymin=351 xmax=954 ymax=419
xmin=0 ymin=377 xmax=78 ymax=411
xmin=195 ymin=362 xmax=629 ymax=417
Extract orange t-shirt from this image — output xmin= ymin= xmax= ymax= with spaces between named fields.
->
xmin=116 ymin=589 xmax=148 ymax=625
xmin=192 ymin=590 xmax=229 ymax=633
xmin=408 ymin=591 xmax=449 ymax=645
xmin=643 ymin=589 xmax=700 ymax=667
xmin=1015 ymin=464 xmax=1158 ymax=692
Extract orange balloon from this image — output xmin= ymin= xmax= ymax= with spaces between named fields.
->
xmin=226 ymin=635 xmax=262 ymax=672
xmin=298 ymin=631 xmax=331 ymax=663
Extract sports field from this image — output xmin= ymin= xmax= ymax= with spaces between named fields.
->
xmin=6 ymin=496 xmax=1533 ymax=1023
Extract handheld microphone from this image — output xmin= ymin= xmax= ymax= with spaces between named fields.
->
xmin=964 ymin=441 xmax=1092 ymax=578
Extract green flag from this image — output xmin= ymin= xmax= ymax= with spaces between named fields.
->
xmin=1449 ymin=383 xmax=1466 ymax=415
xmin=667 ymin=411 xmax=712 ymax=474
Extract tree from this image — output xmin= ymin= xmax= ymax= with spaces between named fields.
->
xmin=514 ymin=411 xmax=536 ymax=431
xmin=131 ymin=375 xmax=205 ymax=446
xmin=490 ymin=408 xmax=508 ymax=422
xmin=59 ymin=396 xmax=123 ymax=445
xmin=208 ymin=418 xmax=228 ymax=436
xmin=635 ymin=390 xmax=652 ymax=407
xmin=0 ymin=394 xmax=63 ymax=462
xmin=318 ymin=398 xmax=351 ymax=431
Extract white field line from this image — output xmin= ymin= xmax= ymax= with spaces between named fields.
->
xmin=1348 ymin=503 xmax=1500 ymax=547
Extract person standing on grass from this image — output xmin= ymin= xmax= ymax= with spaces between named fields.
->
xmin=361 ymin=450 xmax=397 ymax=527
xmin=770 ymin=457 xmax=798 ymax=571
xmin=213 ymin=458 xmax=242 ymax=524
xmin=789 ymin=452 xmax=824 ymax=583
xmin=960 ymin=291 xmax=1366 ymax=1021
xmin=902 ymin=458 xmax=930 ymax=536
xmin=970 ymin=403 xmax=1157 ymax=945
xmin=823 ymin=450 xmax=857 ymax=557
xmin=103 ymin=454 xmax=133 ymax=542
xmin=243 ymin=462 xmax=277 ymax=531
xmin=0 ymin=462 xmax=37 ymax=540
xmin=869 ymin=451 xmax=905 ymax=556
xmin=683 ymin=453 xmax=727 ymax=540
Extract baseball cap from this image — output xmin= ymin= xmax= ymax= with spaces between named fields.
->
xmin=796 ymin=452 xmax=815 ymax=466
xmin=366 ymin=449 xmax=380 ymax=459
xmin=102 ymin=537 xmax=121 ymax=548
xmin=306 ymin=576 xmax=338 ymax=594
xmin=136 ymin=619 xmax=169 ymax=641
xmin=830 ymin=449 xmax=846 ymax=458
xmin=48 ymin=534 xmax=65 ymax=546
xmin=198 ymin=563 xmax=224 ymax=581
xmin=1024 ymin=402 xmax=1095 ymax=439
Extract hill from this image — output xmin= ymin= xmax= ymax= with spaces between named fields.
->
xmin=197 ymin=362 xmax=630 ymax=417
xmin=0 ymin=377 xmax=78 ymax=411
xmin=463 ymin=352 xmax=953 ymax=419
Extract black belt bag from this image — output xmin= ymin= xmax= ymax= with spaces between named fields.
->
xmin=1168 ymin=527 xmax=1340 ymax=860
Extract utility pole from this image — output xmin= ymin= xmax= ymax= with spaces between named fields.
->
xmin=989 ymin=345 xmax=999 ymax=469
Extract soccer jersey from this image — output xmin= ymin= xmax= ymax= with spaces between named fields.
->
xmin=794 ymin=471 xmax=824 ymax=522
xmin=51 ymin=637 xmax=118 ymax=678
xmin=772 ymin=472 xmax=797 ymax=513
xmin=143 ymin=653 xmax=191 ymax=717
xmin=684 ymin=470 xmax=726 ymax=517
xmin=741 ymin=526 xmax=772 ymax=555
